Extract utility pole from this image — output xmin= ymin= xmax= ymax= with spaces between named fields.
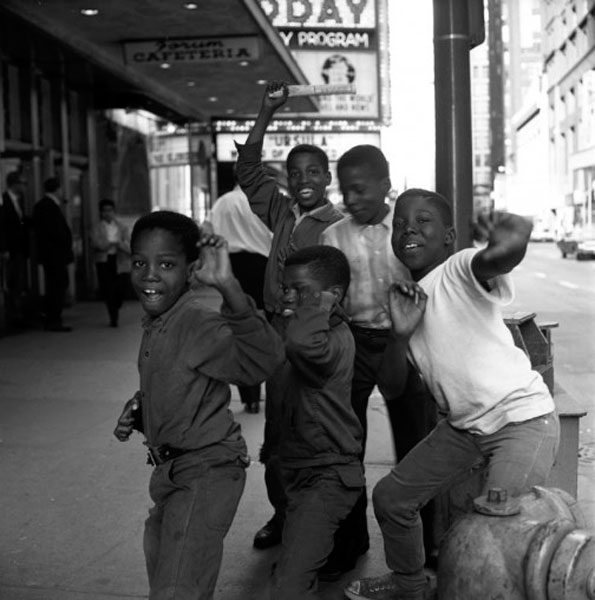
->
xmin=433 ymin=0 xmax=484 ymax=250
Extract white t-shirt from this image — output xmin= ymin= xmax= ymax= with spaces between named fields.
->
xmin=408 ymin=248 xmax=554 ymax=435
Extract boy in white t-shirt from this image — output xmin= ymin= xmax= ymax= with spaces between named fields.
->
xmin=345 ymin=188 xmax=560 ymax=600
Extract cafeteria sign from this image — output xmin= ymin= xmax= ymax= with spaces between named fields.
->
xmin=123 ymin=36 xmax=260 ymax=65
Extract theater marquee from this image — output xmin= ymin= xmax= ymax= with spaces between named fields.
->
xmin=259 ymin=0 xmax=383 ymax=120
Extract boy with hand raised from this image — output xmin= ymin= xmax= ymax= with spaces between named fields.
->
xmin=270 ymin=245 xmax=364 ymax=600
xmin=344 ymin=190 xmax=559 ymax=600
xmin=113 ymin=211 xmax=284 ymax=600
xmin=235 ymin=81 xmax=344 ymax=550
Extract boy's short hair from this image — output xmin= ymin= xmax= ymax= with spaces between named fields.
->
xmin=337 ymin=145 xmax=389 ymax=179
xmin=99 ymin=198 xmax=116 ymax=210
xmin=286 ymin=144 xmax=329 ymax=172
xmin=285 ymin=245 xmax=350 ymax=296
xmin=396 ymin=188 xmax=454 ymax=227
xmin=44 ymin=177 xmax=61 ymax=193
xmin=131 ymin=211 xmax=200 ymax=262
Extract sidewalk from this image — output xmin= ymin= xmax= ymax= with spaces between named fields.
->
xmin=0 ymin=292 xmax=593 ymax=599
xmin=0 ymin=294 xmax=395 ymax=600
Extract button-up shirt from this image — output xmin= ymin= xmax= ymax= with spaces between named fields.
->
xmin=320 ymin=203 xmax=410 ymax=329
xmin=137 ymin=290 xmax=284 ymax=453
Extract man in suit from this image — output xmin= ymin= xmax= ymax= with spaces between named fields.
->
xmin=33 ymin=177 xmax=74 ymax=332
xmin=1 ymin=171 xmax=30 ymax=327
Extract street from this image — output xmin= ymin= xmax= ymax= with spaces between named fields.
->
xmin=0 ymin=242 xmax=593 ymax=600
xmin=511 ymin=241 xmax=595 ymax=529
xmin=511 ymin=241 xmax=595 ymax=437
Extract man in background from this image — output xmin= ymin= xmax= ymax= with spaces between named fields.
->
xmin=33 ymin=177 xmax=74 ymax=332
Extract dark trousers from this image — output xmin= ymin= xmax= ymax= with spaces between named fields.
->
xmin=96 ymin=255 xmax=127 ymax=325
xmin=329 ymin=326 xmax=438 ymax=563
xmin=144 ymin=454 xmax=247 ymax=600
xmin=260 ymin=355 xmax=288 ymax=520
xmin=229 ymin=251 xmax=268 ymax=406
xmin=5 ymin=251 xmax=27 ymax=324
xmin=42 ymin=262 xmax=69 ymax=327
xmin=271 ymin=467 xmax=363 ymax=600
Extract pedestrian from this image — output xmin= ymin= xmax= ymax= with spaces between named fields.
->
xmin=208 ymin=167 xmax=273 ymax=413
xmin=235 ymin=80 xmax=344 ymax=550
xmin=113 ymin=210 xmax=284 ymax=600
xmin=0 ymin=171 xmax=30 ymax=328
xmin=344 ymin=189 xmax=560 ymax=600
xmin=32 ymin=176 xmax=74 ymax=332
xmin=270 ymin=245 xmax=364 ymax=600
xmin=320 ymin=145 xmax=437 ymax=579
xmin=90 ymin=199 xmax=131 ymax=327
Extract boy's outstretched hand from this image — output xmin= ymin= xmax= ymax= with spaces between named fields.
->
xmin=386 ymin=281 xmax=427 ymax=339
xmin=114 ymin=392 xmax=141 ymax=442
xmin=472 ymin=211 xmax=532 ymax=281
xmin=192 ymin=233 xmax=233 ymax=288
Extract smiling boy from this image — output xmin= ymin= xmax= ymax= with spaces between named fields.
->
xmin=113 ymin=210 xmax=284 ymax=600
xmin=344 ymin=189 xmax=559 ymax=600
xmin=235 ymin=81 xmax=344 ymax=549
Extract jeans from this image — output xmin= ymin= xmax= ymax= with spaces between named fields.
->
xmin=330 ymin=326 xmax=437 ymax=562
xmin=271 ymin=466 xmax=364 ymax=600
xmin=373 ymin=412 xmax=560 ymax=586
xmin=143 ymin=452 xmax=247 ymax=600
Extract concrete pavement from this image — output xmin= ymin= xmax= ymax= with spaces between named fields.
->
xmin=0 ymin=290 xmax=593 ymax=600
xmin=0 ymin=292 xmax=395 ymax=600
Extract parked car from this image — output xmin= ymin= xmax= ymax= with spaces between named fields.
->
xmin=530 ymin=221 xmax=555 ymax=242
xmin=557 ymin=226 xmax=595 ymax=259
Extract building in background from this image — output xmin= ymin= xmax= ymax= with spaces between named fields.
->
xmin=494 ymin=0 xmax=595 ymax=238
xmin=542 ymin=0 xmax=595 ymax=234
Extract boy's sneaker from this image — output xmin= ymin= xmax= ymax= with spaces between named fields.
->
xmin=344 ymin=572 xmax=433 ymax=600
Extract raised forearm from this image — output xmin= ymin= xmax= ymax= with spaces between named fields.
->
xmin=245 ymin=107 xmax=276 ymax=145
xmin=217 ymin=276 xmax=251 ymax=314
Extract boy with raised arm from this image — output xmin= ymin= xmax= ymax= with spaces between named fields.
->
xmin=113 ymin=211 xmax=284 ymax=600
xmin=345 ymin=189 xmax=559 ymax=600
xmin=271 ymin=245 xmax=364 ymax=600
xmin=235 ymin=81 xmax=344 ymax=549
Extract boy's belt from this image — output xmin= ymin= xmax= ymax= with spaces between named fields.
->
xmin=146 ymin=444 xmax=193 ymax=466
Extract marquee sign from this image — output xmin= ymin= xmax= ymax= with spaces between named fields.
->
xmin=259 ymin=0 xmax=380 ymax=119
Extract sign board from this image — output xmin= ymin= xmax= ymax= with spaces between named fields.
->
xmin=259 ymin=0 xmax=380 ymax=119
xmin=122 ymin=36 xmax=260 ymax=66
xmin=149 ymin=134 xmax=210 ymax=168
xmin=262 ymin=0 xmax=376 ymax=28
xmin=216 ymin=131 xmax=381 ymax=163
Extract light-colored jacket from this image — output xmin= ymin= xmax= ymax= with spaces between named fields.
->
xmin=90 ymin=219 xmax=131 ymax=274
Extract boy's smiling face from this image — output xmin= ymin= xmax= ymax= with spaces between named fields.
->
xmin=130 ymin=228 xmax=193 ymax=317
xmin=287 ymin=152 xmax=331 ymax=213
xmin=338 ymin=164 xmax=391 ymax=225
xmin=392 ymin=195 xmax=455 ymax=281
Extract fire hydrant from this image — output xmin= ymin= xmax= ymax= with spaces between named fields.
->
xmin=437 ymin=486 xmax=595 ymax=599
